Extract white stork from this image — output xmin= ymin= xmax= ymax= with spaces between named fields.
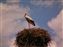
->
xmin=24 ymin=13 xmax=35 ymax=28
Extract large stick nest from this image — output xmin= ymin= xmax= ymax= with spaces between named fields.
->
xmin=15 ymin=28 xmax=51 ymax=47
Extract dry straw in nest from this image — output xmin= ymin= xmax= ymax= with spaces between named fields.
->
xmin=15 ymin=28 xmax=51 ymax=47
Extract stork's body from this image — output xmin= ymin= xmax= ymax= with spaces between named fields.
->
xmin=24 ymin=13 xmax=35 ymax=28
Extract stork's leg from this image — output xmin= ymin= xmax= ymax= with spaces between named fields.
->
xmin=28 ymin=23 xmax=30 ymax=29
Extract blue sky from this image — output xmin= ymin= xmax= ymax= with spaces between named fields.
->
xmin=0 ymin=0 xmax=62 ymax=29
xmin=0 ymin=0 xmax=63 ymax=47
xmin=20 ymin=0 xmax=61 ymax=27
xmin=20 ymin=0 xmax=62 ymax=35
xmin=0 ymin=0 xmax=62 ymax=39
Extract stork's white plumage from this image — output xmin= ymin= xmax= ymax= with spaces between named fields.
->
xmin=24 ymin=13 xmax=35 ymax=26
xmin=25 ymin=14 xmax=33 ymax=21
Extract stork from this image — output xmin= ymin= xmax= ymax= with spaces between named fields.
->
xmin=24 ymin=13 xmax=35 ymax=28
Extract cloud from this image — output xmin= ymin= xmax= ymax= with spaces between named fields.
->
xmin=30 ymin=0 xmax=62 ymax=7
xmin=6 ymin=0 xmax=20 ymax=5
xmin=60 ymin=0 xmax=63 ymax=6
xmin=0 ymin=0 xmax=30 ymax=47
xmin=0 ymin=0 xmax=38 ymax=47
xmin=48 ymin=9 xmax=63 ymax=47
xmin=6 ymin=0 xmax=19 ymax=3
xmin=0 ymin=3 xmax=30 ymax=36
xmin=31 ymin=0 xmax=54 ymax=6
xmin=48 ymin=10 xmax=63 ymax=39
xmin=48 ymin=41 xmax=57 ymax=47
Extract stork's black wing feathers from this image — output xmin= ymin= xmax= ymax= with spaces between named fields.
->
xmin=25 ymin=17 xmax=35 ymax=26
